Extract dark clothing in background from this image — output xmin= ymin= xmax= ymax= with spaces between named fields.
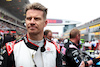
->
xmin=3 ymin=34 xmax=15 ymax=45
xmin=0 ymin=35 xmax=3 ymax=47
xmin=63 ymin=40 xmax=82 ymax=67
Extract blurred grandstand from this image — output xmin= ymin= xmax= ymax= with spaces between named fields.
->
xmin=0 ymin=0 xmax=30 ymax=35
xmin=63 ymin=17 xmax=100 ymax=41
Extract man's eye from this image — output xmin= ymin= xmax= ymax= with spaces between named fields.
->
xmin=26 ymin=17 xmax=32 ymax=20
xmin=34 ymin=17 xmax=40 ymax=20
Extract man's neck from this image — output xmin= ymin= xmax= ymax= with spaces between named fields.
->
xmin=70 ymin=39 xmax=78 ymax=46
xmin=27 ymin=33 xmax=44 ymax=41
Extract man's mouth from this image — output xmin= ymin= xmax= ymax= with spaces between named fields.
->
xmin=28 ymin=26 xmax=36 ymax=30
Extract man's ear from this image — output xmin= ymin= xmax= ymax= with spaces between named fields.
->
xmin=44 ymin=20 xmax=48 ymax=27
xmin=76 ymin=34 xmax=78 ymax=38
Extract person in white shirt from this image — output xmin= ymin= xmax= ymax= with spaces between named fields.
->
xmin=83 ymin=41 xmax=91 ymax=50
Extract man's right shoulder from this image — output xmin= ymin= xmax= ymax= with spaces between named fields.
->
xmin=6 ymin=38 xmax=24 ymax=56
xmin=6 ymin=40 xmax=16 ymax=56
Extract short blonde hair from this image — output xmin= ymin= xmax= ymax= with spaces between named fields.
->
xmin=70 ymin=28 xmax=80 ymax=38
xmin=25 ymin=2 xmax=47 ymax=19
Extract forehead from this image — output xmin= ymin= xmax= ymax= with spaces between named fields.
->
xmin=48 ymin=32 xmax=52 ymax=35
xmin=26 ymin=9 xmax=43 ymax=17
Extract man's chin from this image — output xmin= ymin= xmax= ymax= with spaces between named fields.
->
xmin=29 ymin=32 xmax=35 ymax=34
xmin=29 ymin=32 xmax=38 ymax=35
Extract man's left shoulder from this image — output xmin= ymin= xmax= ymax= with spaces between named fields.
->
xmin=48 ymin=41 xmax=60 ymax=53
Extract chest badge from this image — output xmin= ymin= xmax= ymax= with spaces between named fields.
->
xmin=47 ymin=47 xmax=51 ymax=51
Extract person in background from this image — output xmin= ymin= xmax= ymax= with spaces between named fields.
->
xmin=63 ymin=28 xmax=100 ymax=67
xmin=58 ymin=38 xmax=64 ymax=51
xmin=90 ymin=39 xmax=98 ymax=50
xmin=44 ymin=29 xmax=52 ymax=41
xmin=83 ymin=41 xmax=91 ymax=50
xmin=1 ymin=2 xmax=62 ymax=67
xmin=3 ymin=33 xmax=12 ymax=45
xmin=0 ymin=33 xmax=4 ymax=54
xmin=44 ymin=29 xmax=60 ymax=52
xmin=64 ymin=38 xmax=68 ymax=44
xmin=0 ymin=33 xmax=3 ymax=47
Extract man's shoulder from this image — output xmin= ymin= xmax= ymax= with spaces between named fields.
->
xmin=46 ymin=40 xmax=60 ymax=53
xmin=64 ymin=41 xmax=78 ymax=50
xmin=6 ymin=40 xmax=16 ymax=56
xmin=6 ymin=38 xmax=24 ymax=56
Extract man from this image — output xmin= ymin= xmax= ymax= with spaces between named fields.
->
xmin=44 ymin=29 xmax=60 ymax=52
xmin=44 ymin=29 xmax=52 ymax=41
xmin=1 ymin=3 xmax=62 ymax=67
xmin=63 ymin=28 xmax=100 ymax=67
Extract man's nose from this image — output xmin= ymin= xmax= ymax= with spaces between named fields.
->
xmin=30 ymin=18 xmax=36 ymax=24
xmin=30 ymin=23 xmax=35 ymax=26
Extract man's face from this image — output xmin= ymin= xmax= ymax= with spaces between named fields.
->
xmin=25 ymin=9 xmax=47 ymax=35
xmin=46 ymin=32 xmax=52 ymax=40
